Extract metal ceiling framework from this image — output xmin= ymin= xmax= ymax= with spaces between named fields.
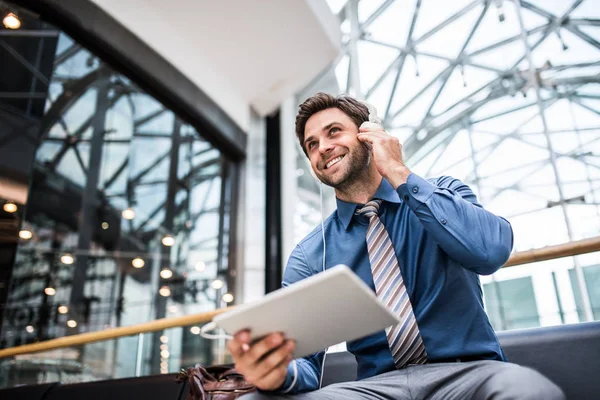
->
xmin=297 ymin=0 xmax=600 ymax=321
xmin=0 ymin=19 xmax=233 ymax=348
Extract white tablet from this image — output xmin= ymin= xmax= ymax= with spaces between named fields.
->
xmin=213 ymin=265 xmax=399 ymax=358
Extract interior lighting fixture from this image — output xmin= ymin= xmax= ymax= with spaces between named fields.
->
xmin=159 ymin=286 xmax=171 ymax=297
xmin=61 ymin=253 xmax=74 ymax=265
xmin=122 ymin=208 xmax=135 ymax=220
xmin=211 ymin=279 xmax=224 ymax=290
xmin=44 ymin=287 xmax=56 ymax=296
xmin=222 ymin=293 xmax=234 ymax=303
xmin=190 ymin=326 xmax=200 ymax=335
xmin=132 ymin=257 xmax=145 ymax=268
xmin=194 ymin=261 xmax=206 ymax=272
xmin=67 ymin=319 xmax=77 ymax=328
xmin=19 ymin=229 xmax=33 ymax=240
xmin=58 ymin=305 xmax=69 ymax=314
xmin=160 ymin=268 xmax=173 ymax=279
xmin=3 ymin=202 xmax=17 ymax=213
xmin=3 ymin=12 xmax=20 ymax=29
xmin=161 ymin=235 xmax=175 ymax=247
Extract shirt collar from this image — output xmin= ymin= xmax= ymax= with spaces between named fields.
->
xmin=336 ymin=178 xmax=401 ymax=230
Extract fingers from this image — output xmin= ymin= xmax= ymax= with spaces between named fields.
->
xmin=227 ymin=329 xmax=250 ymax=359
xmin=251 ymin=340 xmax=295 ymax=384
xmin=246 ymin=333 xmax=285 ymax=362
xmin=254 ymin=353 xmax=293 ymax=391
xmin=228 ymin=332 xmax=295 ymax=392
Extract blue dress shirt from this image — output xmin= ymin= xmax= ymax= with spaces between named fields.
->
xmin=275 ymin=173 xmax=514 ymax=394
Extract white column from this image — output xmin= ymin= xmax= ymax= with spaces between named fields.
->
xmin=239 ymin=110 xmax=267 ymax=303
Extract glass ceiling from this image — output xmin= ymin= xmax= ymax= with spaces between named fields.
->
xmin=295 ymin=0 xmax=600 ymax=253
xmin=293 ymin=0 xmax=600 ymax=319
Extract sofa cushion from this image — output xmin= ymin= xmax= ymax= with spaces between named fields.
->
xmin=321 ymin=321 xmax=600 ymax=400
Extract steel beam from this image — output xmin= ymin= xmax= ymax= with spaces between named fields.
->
xmin=515 ymin=0 xmax=594 ymax=322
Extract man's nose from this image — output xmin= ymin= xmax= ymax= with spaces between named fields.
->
xmin=318 ymin=139 xmax=334 ymax=154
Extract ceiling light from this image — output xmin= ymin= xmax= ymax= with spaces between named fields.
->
xmin=161 ymin=235 xmax=175 ymax=247
xmin=58 ymin=305 xmax=69 ymax=314
xmin=122 ymin=208 xmax=135 ymax=220
xmin=160 ymin=268 xmax=173 ymax=279
xmin=44 ymin=287 xmax=56 ymax=296
xmin=190 ymin=326 xmax=200 ymax=335
xmin=160 ymin=335 xmax=169 ymax=343
xmin=160 ymin=344 xmax=168 ymax=351
xmin=194 ymin=261 xmax=206 ymax=272
xmin=3 ymin=13 xmax=21 ymax=30
xmin=3 ymin=202 xmax=17 ymax=213
xmin=61 ymin=253 xmax=74 ymax=265
xmin=160 ymin=350 xmax=170 ymax=358
xmin=26 ymin=325 xmax=34 ymax=333
xmin=67 ymin=319 xmax=77 ymax=328
xmin=222 ymin=293 xmax=234 ymax=303
xmin=19 ymin=229 xmax=33 ymax=240
xmin=211 ymin=279 xmax=224 ymax=290
xmin=160 ymin=361 xmax=168 ymax=368
xmin=101 ymin=222 xmax=109 ymax=229
xmin=132 ymin=257 xmax=145 ymax=268
xmin=159 ymin=286 xmax=171 ymax=297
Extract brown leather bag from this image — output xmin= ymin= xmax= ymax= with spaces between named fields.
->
xmin=176 ymin=364 xmax=256 ymax=400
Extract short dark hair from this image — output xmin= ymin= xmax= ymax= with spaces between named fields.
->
xmin=295 ymin=92 xmax=369 ymax=155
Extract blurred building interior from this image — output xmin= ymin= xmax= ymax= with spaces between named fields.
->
xmin=0 ymin=0 xmax=598 ymax=389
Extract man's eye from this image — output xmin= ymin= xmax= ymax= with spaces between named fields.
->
xmin=307 ymin=142 xmax=316 ymax=150
xmin=330 ymin=127 xmax=340 ymax=134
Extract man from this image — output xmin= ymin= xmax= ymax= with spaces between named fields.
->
xmin=229 ymin=93 xmax=564 ymax=399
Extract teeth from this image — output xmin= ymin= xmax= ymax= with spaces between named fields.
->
xmin=326 ymin=156 xmax=343 ymax=169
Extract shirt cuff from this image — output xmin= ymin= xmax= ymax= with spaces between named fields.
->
xmin=396 ymin=173 xmax=436 ymax=205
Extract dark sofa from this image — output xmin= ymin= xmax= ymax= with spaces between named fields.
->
xmin=1 ymin=322 xmax=599 ymax=399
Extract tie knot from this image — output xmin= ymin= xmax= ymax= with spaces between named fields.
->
xmin=355 ymin=200 xmax=382 ymax=218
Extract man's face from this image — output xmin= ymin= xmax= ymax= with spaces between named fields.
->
xmin=303 ymin=108 xmax=370 ymax=188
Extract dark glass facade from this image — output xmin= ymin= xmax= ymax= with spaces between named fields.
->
xmin=0 ymin=7 xmax=238 ymax=384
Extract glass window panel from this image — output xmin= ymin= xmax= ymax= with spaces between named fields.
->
xmin=431 ymin=66 xmax=497 ymax=115
xmin=391 ymin=79 xmax=443 ymax=126
xmin=526 ymin=0 xmax=572 ymax=17
xmin=357 ymin=41 xmax=399 ymax=94
xmin=569 ymin=265 xmax=600 ymax=321
xmin=389 ymin=55 xmax=448 ymax=114
xmin=334 ymin=54 xmax=350 ymax=93
xmin=413 ymin=0 xmax=474 ymax=39
xmin=136 ymin=111 xmax=174 ymax=134
xmin=417 ymin=5 xmax=483 ymax=59
xmin=470 ymin=38 xmax=526 ymax=69
xmin=365 ymin=0 xmax=416 ymax=47
xmin=483 ymin=277 xmax=540 ymax=331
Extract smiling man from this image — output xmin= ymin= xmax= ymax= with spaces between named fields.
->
xmin=229 ymin=93 xmax=564 ymax=399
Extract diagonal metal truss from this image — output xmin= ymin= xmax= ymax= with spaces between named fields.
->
xmin=296 ymin=0 xmax=600 ymax=321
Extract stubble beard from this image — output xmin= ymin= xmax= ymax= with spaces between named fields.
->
xmin=318 ymin=144 xmax=371 ymax=191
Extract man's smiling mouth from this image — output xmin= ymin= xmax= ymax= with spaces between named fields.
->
xmin=325 ymin=155 xmax=345 ymax=169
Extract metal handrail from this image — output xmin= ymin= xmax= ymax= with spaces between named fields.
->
xmin=503 ymin=235 xmax=600 ymax=267
xmin=0 ymin=308 xmax=229 ymax=358
xmin=0 ymin=235 xmax=599 ymax=358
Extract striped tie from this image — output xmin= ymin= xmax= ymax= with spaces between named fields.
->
xmin=355 ymin=200 xmax=427 ymax=368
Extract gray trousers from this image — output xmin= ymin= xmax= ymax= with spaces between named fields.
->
xmin=242 ymin=361 xmax=565 ymax=400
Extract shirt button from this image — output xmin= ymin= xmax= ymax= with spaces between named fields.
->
xmin=441 ymin=219 xmax=447 ymax=225
xmin=412 ymin=187 xmax=419 ymax=194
